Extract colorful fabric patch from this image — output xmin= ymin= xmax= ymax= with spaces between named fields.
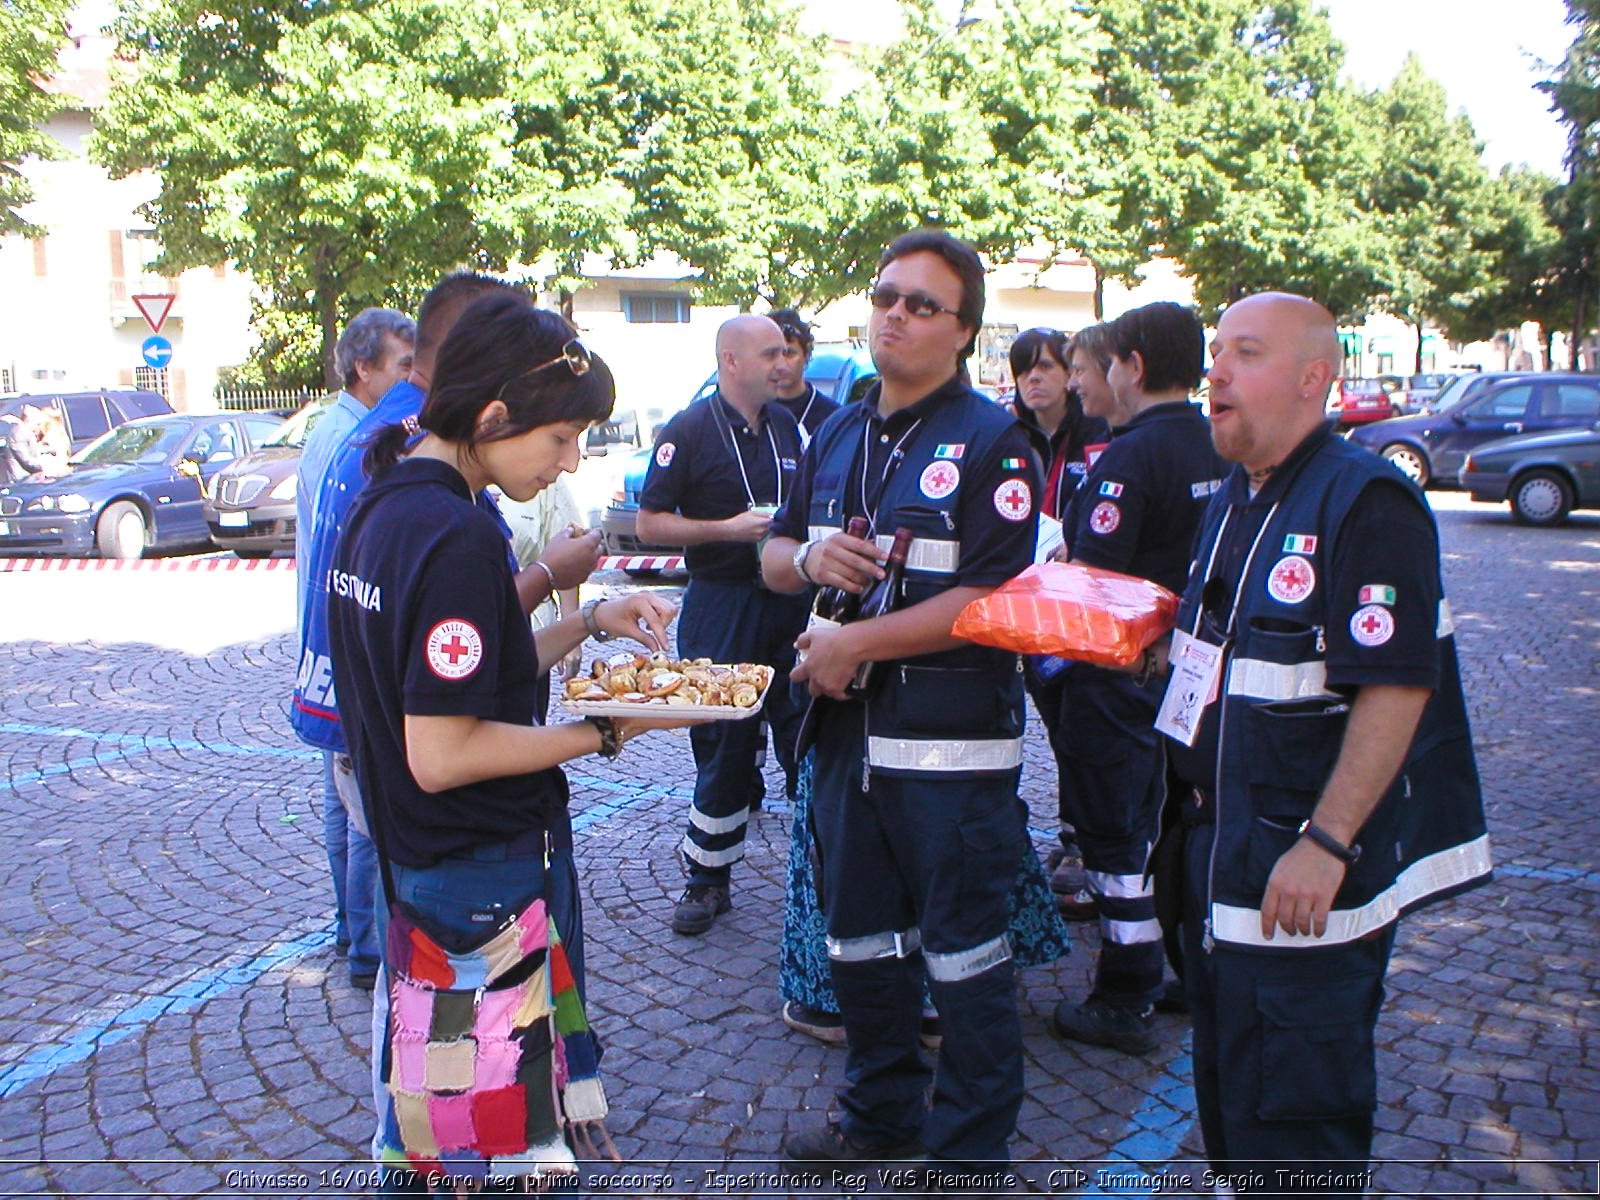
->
xmin=1283 ymin=534 xmax=1318 ymax=554
xmin=394 ymin=1089 xmax=443 ymax=1158
xmin=1358 ymin=583 xmax=1397 ymax=606
xmin=424 ymin=1038 xmax=477 ymax=1092
xmin=920 ymin=460 xmax=960 ymax=500
xmin=1089 ymin=500 xmax=1121 ymax=535
xmin=425 ymin=619 xmax=483 ymax=681
xmin=475 ymin=1036 xmax=522 ymax=1091
xmin=392 ymin=1033 xmax=428 ymax=1092
xmin=934 ymin=443 xmax=965 ymax=459
xmin=430 ymin=990 xmax=477 ymax=1042
xmin=993 ymin=479 xmax=1033 ymax=522
xmin=1191 ymin=479 xmax=1221 ymax=499
xmin=470 ymin=1084 xmax=529 ymax=1158
xmin=1000 ymin=456 xmax=1026 ymax=469
xmin=1084 ymin=442 xmax=1109 ymax=468
xmin=1267 ymin=555 xmax=1316 ymax=605
xmin=429 ymin=1091 xmax=476 ymax=1153
xmin=1351 ymin=604 xmax=1396 ymax=646
xmin=1099 ymin=480 xmax=1124 ymax=498
xmin=655 ymin=441 xmax=675 ymax=468
xmin=392 ymin=977 xmax=434 ymax=1036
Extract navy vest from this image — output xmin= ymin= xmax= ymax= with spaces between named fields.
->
xmin=1174 ymin=435 xmax=1491 ymax=948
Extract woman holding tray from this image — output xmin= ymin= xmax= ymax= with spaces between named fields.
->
xmin=328 ymin=293 xmax=697 ymax=1193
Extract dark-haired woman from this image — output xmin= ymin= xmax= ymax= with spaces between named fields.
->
xmin=328 ymin=295 xmax=697 ymax=1192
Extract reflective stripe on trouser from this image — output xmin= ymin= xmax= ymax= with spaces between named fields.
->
xmin=677 ymin=578 xmax=808 ymax=884
xmin=810 ymin=704 xmax=1025 ymax=1166
xmin=1057 ymin=668 xmax=1167 ymax=1009
xmin=1182 ymin=823 xmax=1392 ymax=1195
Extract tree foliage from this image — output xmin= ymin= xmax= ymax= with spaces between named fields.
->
xmin=0 ymin=0 xmax=72 ymax=235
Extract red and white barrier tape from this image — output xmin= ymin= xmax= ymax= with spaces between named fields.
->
xmin=597 ymin=554 xmax=685 ymax=572
xmin=0 ymin=555 xmax=294 ymax=572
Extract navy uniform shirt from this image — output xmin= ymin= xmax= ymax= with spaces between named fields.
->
xmin=775 ymin=384 xmax=842 ymax=447
xmin=1063 ymin=400 xmax=1227 ymax=595
xmin=639 ymin=391 xmax=804 ymax=582
xmin=328 ymin=457 xmax=568 ymax=868
xmin=773 ymin=374 xmax=1040 ymax=588
xmin=1167 ymin=423 xmax=1443 ymax=790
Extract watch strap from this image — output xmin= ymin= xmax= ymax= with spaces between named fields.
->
xmin=1297 ymin=819 xmax=1360 ymax=865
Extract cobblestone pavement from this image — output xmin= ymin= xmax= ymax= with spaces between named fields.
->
xmin=0 ymin=494 xmax=1595 ymax=1198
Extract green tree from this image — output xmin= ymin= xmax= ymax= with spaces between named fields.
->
xmin=1542 ymin=0 xmax=1600 ymax=358
xmin=0 ymin=0 xmax=72 ymax=234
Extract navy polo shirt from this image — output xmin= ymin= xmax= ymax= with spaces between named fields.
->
xmin=773 ymin=374 xmax=1040 ymax=588
xmin=1167 ymin=424 xmax=1443 ymax=790
xmin=1063 ymin=400 xmax=1227 ymax=595
xmin=775 ymin=384 xmax=842 ymax=445
xmin=639 ymin=391 xmax=804 ymax=582
xmin=328 ymin=457 xmax=569 ymax=868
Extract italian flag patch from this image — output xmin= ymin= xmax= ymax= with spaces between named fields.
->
xmin=1000 ymin=457 xmax=1026 ymax=470
xmin=1283 ymin=534 xmax=1318 ymax=553
xmin=1358 ymin=584 xmax=1396 ymax=606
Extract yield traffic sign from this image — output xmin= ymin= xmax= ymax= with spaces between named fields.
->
xmin=132 ymin=294 xmax=176 ymax=333
xmin=142 ymin=336 xmax=173 ymax=369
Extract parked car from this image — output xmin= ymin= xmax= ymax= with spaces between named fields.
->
xmin=1347 ymin=372 xmax=1600 ymax=486
xmin=600 ymin=341 xmax=878 ymax=570
xmin=0 ymin=388 xmax=172 ymax=459
xmin=1411 ymin=369 xmax=1534 ymax=417
xmin=204 ymin=395 xmax=334 ymax=557
xmin=1329 ymin=376 xmax=1405 ymax=426
xmin=1460 ymin=423 xmax=1600 ymax=526
xmin=1401 ymin=373 xmax=1456 ymax=413
xmin=0 ymin=412 xmax=284 ymax=558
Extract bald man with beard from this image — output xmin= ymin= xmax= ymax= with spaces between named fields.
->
xmin=638 ymin=314 xmax=808 ymax=934
xmin=1153 ymin=293 xmax=1491 ymax=1192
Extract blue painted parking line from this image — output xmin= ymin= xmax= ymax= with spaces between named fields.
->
xmin=0 ymin=721 xmax=320 ymax=762
xmin=0 ymin=926 xmax=335 ymax=1101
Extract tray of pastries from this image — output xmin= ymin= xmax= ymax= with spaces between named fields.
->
xmin=562 ymin=653 xmax=773 ymax=720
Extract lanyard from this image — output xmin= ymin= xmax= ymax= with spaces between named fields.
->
xmin=715 ymin=399 xmax=784 ymax=510
xmin=856 ymin=414 xmax=924 ymax=537
xmin=1190 ymin=500 xmax=1280 ymax=640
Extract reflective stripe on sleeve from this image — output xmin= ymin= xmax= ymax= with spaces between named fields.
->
xmin=1210 ymin=834 xmax=1492 ymax=949
xmin=924 ymin=933 xmax=1013 ymax=982
xmin=808 ymin=524 xmax=839 ymax=543
xmin=875 ymin=533 xmax=960 ymax=574
xmin=1437 ymin=598 xmax=1455 ymax=638
xmin=827 ymin=927 xmax=922 ymax=962
xmin=865 ymin=736 xmax=1025 ymax=773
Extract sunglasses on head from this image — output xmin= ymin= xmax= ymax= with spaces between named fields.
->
xmin=869 ymin=285 xmax=958 ymax=319
xmin=498 ymin=339 xmax=592 ymax=401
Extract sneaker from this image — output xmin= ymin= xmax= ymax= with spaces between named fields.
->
xmin=1154 ymin=977 xmax=1190 ymax=1015
xmin=1051 ymin=996 xmax=1159 ymax=1055
xmin=1056 ymin=887 xmax=1097 ymax=922
xmin=1049 ymin=855 xmax=1085 ymax=896
xmin=918 ymin=1013 xmax=943 ymax=1052
xmin=671 ymin=884 xmax=731 ymax=935
xmin=782 ymin=1001 xmax=846 ymax=1045
xmin=781 ymin=1117 xmax=923 ymax=1168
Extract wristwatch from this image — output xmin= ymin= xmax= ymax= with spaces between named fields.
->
xmin=580 ymin=598 xmax=613 ymax=642
xmin=1297 ymin=819 xmax=1361 ymax=865
xmin=792 ymin=539 xmax=816 ymax=585
xmin=588 ymin=716 xmax=623 ymax=759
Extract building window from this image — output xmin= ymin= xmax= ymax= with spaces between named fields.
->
xmin=622 ymin=293 xmax=690 ymax=324
xmin=0 ymin=368 xmax=12 ymax=393
xmin=135 ymin=367 xmax=169 ymax=399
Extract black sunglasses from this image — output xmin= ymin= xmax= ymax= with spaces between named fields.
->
xmin=497 ymin=339 xmax=592 ymax=401
xmin=869 ymin=285 xmax=958 ymax=319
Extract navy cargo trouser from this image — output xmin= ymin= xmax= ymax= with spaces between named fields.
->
xmin=1183 ymin=821 xmax=1394 ymax=1196
xmin=810 ymin=708 xmax=1025 ymax=1169
xmin=677 ymin=578 xmax=808 ymax=885
xmin=1056 ymin=666 xmax=1166 ymax=1009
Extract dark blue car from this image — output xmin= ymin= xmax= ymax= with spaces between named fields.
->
xmin=0 ymin=412 xmax=284 ymax=558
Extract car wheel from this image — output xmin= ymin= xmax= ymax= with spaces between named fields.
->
xmin=1381 ymin=444 xmax=1430 ymax=486
xmin=234 ymin=548 xmax=273 ymax=560
xmin=1510 ymin=470 xmax=1574 ymax=527
xmin=95 ymin=501 xmax=147 ymax=559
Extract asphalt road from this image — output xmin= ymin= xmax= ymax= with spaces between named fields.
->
xmin=0 ymin=492 xmax=1595 ymax=1197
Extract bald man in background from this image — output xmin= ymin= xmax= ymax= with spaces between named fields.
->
xmin=638 ymin=315 xmax=808 ymax=934
xmin=1152 ymin=293 xmax=1490 ymax=1192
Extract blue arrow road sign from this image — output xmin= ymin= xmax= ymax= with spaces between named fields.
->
xmin=141 ymin=336 xmax=173 ymax=369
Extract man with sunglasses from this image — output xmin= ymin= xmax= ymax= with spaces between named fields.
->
xmin=637 ymin=314 xmax=808 ymax=936
xmin=1156 ymin=292 xmax=1489 ymax=1191
xmin=762 ymin=230 xmax=1041 ymax=1184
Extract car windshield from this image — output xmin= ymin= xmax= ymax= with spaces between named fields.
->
xmin=70 ymin=421 xmax=187 ymax=466
xmin=1430 ymin=375 xmax=1479 ymax=410
xmin=262 ymin=398 xmax=330 ymax=448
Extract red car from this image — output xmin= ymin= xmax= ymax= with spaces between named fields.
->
xmin=1330 ymin=376 xmax=1405 ymax=426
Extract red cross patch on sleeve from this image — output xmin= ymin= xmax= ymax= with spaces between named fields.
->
xmin=425 ymin=620 xmax=484 ymax=680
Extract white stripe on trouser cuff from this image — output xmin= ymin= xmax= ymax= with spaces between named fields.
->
xmin=866 ymin=736 xmax=1024 ymax=772
xmin=680 ymin=835 xmax=745 ymax=868
xmin=1101 ymin=917 xmax=1162 ymax=945
xmin=1086 ymin=870 xmax=1152 ymax=900
xmin=1211 ymin=834 xmax=1493 ymax=949
xmin=828 ymin=927 xmax=922 ymax=962
xmin=1226 ymin=657 xmax=1333 ymax=702
xmin=688 ymin=806 xmax=749 ymax=836
xmin=925 ymin=933 xmax=1013 ymax=982
xmin=874 ymin=533 xmax=960 ymax=574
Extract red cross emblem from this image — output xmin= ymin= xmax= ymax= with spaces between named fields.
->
xmin=1090 ymin=500 xmax=1121 ymax=535
xmin=1350 ymin=603 xmax=1395 ymax=647
xmin=426 ymin=619 xmax=483 ymax=680
xmin=1267 ymin=555 xmax=1316 ymax=604
xmin=992 ymin=479 xmax=1032 ymax=522
xmin=921 ymin=461 xmax=960 ymax=499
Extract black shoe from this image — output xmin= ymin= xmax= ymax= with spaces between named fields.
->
xmin=1048 ymin=854 xmax=1085 ymax=896
xmin=349 ymin=971 xmax=377 ymax=992
xmin=1051 ymin=996 xmax=1158 ymax=1055
xmin=781 ymin=1117 xmax=923 ymax=1168
xmin=1056 ymin=886 xmax=1098 ymax=922
xmin=1154 ymin=977 xmax=1189 ymax=1015
xmin=782 ymin=1001 xmax=846 ymax=1045
xmin=671 ymin=884 xmax=731 ymax=935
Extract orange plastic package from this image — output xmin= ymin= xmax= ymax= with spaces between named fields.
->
xmin=951 ymin=561 xmax=1178 ymax=669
